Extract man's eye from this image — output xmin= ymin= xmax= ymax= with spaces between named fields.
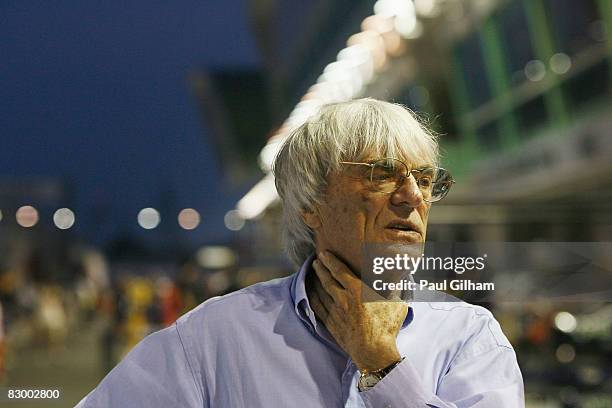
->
xmin=372 ymin=167 xmax=395 ymax=180
xmin=417 ymin=177 xmax=432 ymax=188
xmin=372 ymin=175 xmax=391 ymax=182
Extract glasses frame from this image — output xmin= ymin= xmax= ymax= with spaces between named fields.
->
xmin=339 ymin=158 xmax=455 ymax=203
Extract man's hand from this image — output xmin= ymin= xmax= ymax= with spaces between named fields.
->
xmin=309 ymin=251 xmax=408 ymax=372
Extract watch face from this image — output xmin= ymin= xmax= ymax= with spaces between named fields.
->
xmin=358 ymin=373 xmax=381 ymax=391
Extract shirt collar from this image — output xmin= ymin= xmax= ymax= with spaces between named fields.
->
xmin=290 ymin=254 xmax=317 ymax=328
xmin=290 ymin=253 xmax=414 ymax=329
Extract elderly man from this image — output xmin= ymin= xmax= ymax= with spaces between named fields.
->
xmin=77 ymin=98 xmax=524 ymax=407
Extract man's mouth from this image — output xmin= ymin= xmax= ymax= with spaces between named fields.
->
xmin=385 ymin=221 xmax=421 ymax=234
xmin=385 ymin=220 xmax=423 ymax=242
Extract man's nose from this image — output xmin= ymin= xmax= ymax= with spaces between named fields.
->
xmin=391 ymin=174 xmax=424 ymax=207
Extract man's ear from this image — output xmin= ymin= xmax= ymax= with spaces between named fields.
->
xmin=301 ymin=208 xmax=322 ymax=230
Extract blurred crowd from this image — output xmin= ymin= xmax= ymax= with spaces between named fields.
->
xmin=0 ymin=244 xmax=265 ymax=381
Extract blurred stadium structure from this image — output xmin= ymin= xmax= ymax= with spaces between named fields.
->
xmin=1 ymin=0 xmax=611 ymax=406
xmin=239 ymin=0 xmax=612 ymax=239
xmin=235 ymin=0 xmax=612 ymax=406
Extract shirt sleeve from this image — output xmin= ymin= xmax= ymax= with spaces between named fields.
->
xmin=75 ymin=324 xmax=204 ymax=408
xmin=359 ymin=315 xmax=524 ymax=408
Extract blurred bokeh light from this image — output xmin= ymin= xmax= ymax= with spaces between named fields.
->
xmin=137 ymin=208 xmax=161 ymax=230
xmin=15 ymin=205 xmax=39 ymax=228
xmin=53 ymin=208 xmax=76 ymax=230
xmin=178 ymin=208 xmax=201 ymax=230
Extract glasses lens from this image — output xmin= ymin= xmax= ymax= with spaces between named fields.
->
xmin=412 ymin=167 xmax=434 ymax=200
xmin=370 ymin=159 xmax=406 ymax=193
xmin=428 ymin=168 xmax=453 ymax=202
xmin=370 ymin=160 xmax=453 ymax=202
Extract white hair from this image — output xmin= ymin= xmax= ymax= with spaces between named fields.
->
xmin=273 ymin=98 xmax=439 ymax=267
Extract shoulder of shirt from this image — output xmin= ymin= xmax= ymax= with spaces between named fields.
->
xmin=413 ymin=299 xmax=514 ymax=356
xmin=175 ymin=274 xmax=294 ymax=328
xmin=161 ymin=274 xmax=297 ymax=384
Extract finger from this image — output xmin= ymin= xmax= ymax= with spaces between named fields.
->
xmin=309 ymin=290 xmax=328 ymax=322
xmin=360 ymin=280 xmax=388 ymax=302
xmin=313 ymin=259 xmax=344 ymax=300
xmin=314 ymin=276 xmax=335 ymax=311
xmin=318 ymin=251 xmax=360 ymax=290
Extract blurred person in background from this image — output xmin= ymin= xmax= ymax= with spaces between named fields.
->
xmin=158 ymin=276 xmax=183 ymax=327
xmin=35 ymin=285 xmax=68 ymax=351
xmin=177 ymin=262 xmax=205 ymax=313
xmin=77 ymin=98 xmax=523 ymax=407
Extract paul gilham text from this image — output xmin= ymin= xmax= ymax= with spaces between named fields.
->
xmin=373 ymin=279 xmax=495 ymax=292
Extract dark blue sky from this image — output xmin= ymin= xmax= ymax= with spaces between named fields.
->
xmin=1 ymin=1 xmax=261 ymax=247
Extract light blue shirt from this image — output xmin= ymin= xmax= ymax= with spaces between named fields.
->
xmin=77 ymin=256 xmax=524 ymax=407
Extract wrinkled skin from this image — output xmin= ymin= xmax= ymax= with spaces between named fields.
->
xmin=303 ymin=158 xmax=431 ymax=372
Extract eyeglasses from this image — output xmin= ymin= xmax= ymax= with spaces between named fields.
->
xmin=340 ymin=158 xmax=455 ymax=203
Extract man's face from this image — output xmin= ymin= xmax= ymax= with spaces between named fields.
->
xmin=307 ymin=155 xmax=431 ymax=274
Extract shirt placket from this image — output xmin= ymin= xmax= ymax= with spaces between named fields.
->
xmin=342 ymin=359 xmax=365 ymax=407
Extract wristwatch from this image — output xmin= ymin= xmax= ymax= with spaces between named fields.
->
xmin=358 ymin=357 xmax=405 ymax=392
